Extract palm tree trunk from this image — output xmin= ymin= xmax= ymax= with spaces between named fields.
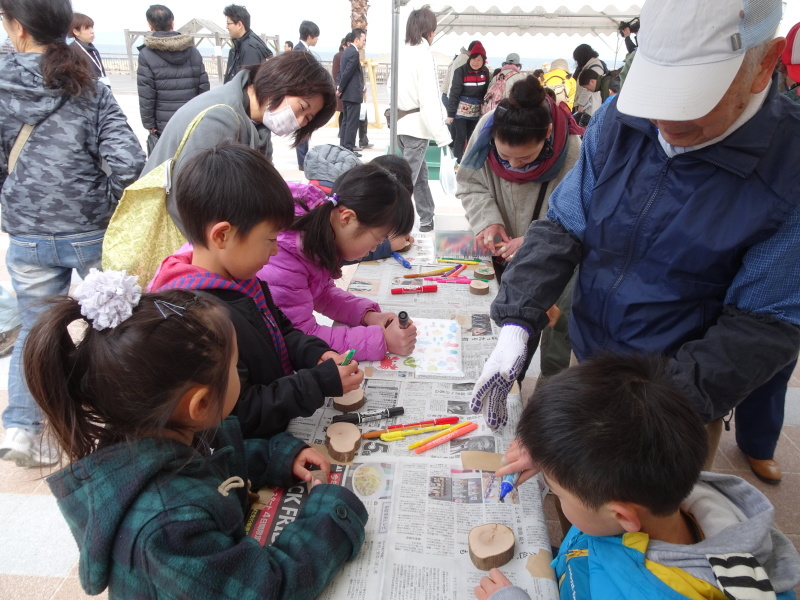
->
xmin=350 ymin=0 xmax=369 ymax=30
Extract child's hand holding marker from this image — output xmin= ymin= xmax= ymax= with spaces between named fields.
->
xmin=383 ymin=315 xmax=417 ymax=355
xmin=496 ymin=438 xmax=539 ymax=486
xmin=332 ymin=348 xmax=363 ymax=394
xmin=364 ymin=310 xmax=417 ymax=355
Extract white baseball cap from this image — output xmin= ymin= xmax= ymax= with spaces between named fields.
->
xmin=617 ymin=0 xmax=782 ymax=121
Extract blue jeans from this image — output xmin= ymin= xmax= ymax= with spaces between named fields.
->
xmin=2 ymin=230 xmax=104 ymax=432
xmin=0 ymin=286 xmax=20 ymax=332
xmin=735 ymin=359 xmax=796 ymax=460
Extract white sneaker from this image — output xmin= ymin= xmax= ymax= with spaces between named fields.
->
xmin=0 ymin=427 xmax=60 ymax=468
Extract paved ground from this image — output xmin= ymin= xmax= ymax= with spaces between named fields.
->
xmin=0 ymin=74 xmax=798 ymax=599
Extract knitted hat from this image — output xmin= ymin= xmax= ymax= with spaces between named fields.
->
xmin=469 ymin=41 xmax=487 ymax=60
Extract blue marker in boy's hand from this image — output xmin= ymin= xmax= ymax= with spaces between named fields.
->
xmin=499 ymin=471 xmax=521 ymax=502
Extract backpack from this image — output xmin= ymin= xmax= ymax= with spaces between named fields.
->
xmin=544 ymin=74 xmax=571 ymax=108
xmin=482 ymin=69 xmax=520 ymax=115
xmin=597 ymin=68 xmax=623 ymax=101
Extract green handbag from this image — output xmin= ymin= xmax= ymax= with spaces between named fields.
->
xmin=102 ymin=104 xmax=239 ymax=285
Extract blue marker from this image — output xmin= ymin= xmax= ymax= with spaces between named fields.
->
xmin=498 ymin=472 xmax=521 ymax=502
xmin=392 ymin=251 xmax=412 ymax=269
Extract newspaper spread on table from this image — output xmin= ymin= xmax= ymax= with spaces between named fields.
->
xmin=243 ymin=252 xmax=558 ymax=598
xmin=245 ymin=391 xmax=558 ymax=600
xmin=352 ymin=258 xmax=501 ymax=384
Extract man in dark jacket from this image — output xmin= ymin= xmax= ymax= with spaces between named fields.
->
xmin=223 ymin=4 xmax=272 ymax=83
xmin=337 ymin=28 xmax=365 ymax=153
xmin=471 ymin=0 xmax=800 ymax=481
xmin=293 ymin=20 xmax=320 ymax=168
xmin=137 ymin=5 xmax=209 ymax=140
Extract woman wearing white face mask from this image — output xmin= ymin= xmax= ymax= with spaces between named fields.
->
xmin=144 ymin=51 xmax=336 ymax=233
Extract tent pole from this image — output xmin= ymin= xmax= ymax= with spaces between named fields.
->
xmin=389 ymin=0 xmax=402 ymax=154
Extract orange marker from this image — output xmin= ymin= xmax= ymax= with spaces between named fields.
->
xmin=413 ymin=421 xmax=479 ymax=454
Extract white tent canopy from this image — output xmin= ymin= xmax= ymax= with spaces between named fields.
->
xmin=387 ymin=2 xmax=641 ymax=151
xmin=432 ymin=4 xmax=641 ymax=38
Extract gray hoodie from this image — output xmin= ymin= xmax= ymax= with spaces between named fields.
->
xmin=0 ymin=52 xmax=145 ymax=235
xmin=490 ymin=472 xmax=800 ymax=599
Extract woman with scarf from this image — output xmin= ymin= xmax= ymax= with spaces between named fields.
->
xmin=457 ymin=75 xmax=582 ymax=378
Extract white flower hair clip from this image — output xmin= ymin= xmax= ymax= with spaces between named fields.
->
xmin=74 ymin=269 xmax=142 ymax=330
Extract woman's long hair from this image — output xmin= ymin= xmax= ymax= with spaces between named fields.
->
xmin=0 ymin=0 xmax=94 ymax=97
xmin=573 ymin=43 xmax=600 ymax=79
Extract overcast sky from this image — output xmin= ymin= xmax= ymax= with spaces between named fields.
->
xmin=74 ymin=0 xmax=800 ymax=69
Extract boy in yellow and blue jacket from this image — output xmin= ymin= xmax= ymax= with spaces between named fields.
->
xmin=477 ymin=355 xmax=800 ymax=600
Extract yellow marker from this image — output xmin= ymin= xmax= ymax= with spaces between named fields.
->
xmin=380 ymin=424 xmax=452 ymax=442
xmin=437 ymin=259 xmax=481 ymax=265
xmin=407 ymin=421 xmax=472 ymax=450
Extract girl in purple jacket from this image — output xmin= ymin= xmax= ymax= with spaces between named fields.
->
xmin=258 ymin=164 xmax=417 ymax=361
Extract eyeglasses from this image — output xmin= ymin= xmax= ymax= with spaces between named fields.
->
xmin=226 ymin=21 xmax=235 ymax=26
xmin=366 ymin=228 xmax=385 ymax=245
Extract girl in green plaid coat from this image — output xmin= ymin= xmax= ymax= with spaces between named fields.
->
xmin=25 ymin=272 xmax=368 ymax=599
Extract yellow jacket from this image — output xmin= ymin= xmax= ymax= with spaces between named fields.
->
xmin=543 ymin=68 xmax=576 ymax=110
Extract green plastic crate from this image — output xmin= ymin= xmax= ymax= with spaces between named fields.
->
xmin=388 ymin=140 xmax=442 ymax=180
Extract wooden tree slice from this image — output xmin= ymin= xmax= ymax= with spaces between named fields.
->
xmin=325 ymin=422 xmax=362 ymax=462
xmin=333 ymin=388 xmax=366 ymax=413
xmin=470 ymin=280 xmax=490 ymax=295
xmin=474 ymin=267 xmax=495 ymax=280
xmin=468 ymin=523 xmax=515 ymax=570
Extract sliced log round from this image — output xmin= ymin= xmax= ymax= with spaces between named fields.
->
xmin=333 ymin=388 xmax=366 ymax=413
xmin=468 ymin=523 xmax=515 ymax=570
xmin=474 ymin=267 xmax=495 ymax=280
xmin=470 ymin=280 xmax=490 ymax=295
xmin=325 ymin=422 xmax=362 ymax=462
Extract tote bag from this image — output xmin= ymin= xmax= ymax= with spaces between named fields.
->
xmin=102 ymin=104 xmax=239 ymax=285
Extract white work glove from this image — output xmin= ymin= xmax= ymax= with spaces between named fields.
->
xmin=470 ymin=324 xmax=529 ymax=429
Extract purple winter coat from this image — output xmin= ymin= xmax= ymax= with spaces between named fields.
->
xmin=257 ymin=183 xmax=387 ymax=361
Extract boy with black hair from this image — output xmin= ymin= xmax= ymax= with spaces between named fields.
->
xmin=477 ymin=354 xmax=800 ymax=600
xmin=150 ymin=143 xmax=363 ymax=438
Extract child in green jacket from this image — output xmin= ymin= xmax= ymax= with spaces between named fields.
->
xmin=28 ymin=270 xmax=367 ymax=599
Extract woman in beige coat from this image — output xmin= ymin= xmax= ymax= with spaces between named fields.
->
xmin=457 ymin=75 xmax=582 ymax=377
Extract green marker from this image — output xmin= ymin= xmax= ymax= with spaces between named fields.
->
xmin=341 ymin=349 xmax=356 ymax=366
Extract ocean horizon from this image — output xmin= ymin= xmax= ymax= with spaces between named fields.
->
xmin=94 ymin=44 xmax=624 ymax=71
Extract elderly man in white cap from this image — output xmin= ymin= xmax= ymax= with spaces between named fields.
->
xmin=470 ymin=0 xmax=799 ymax=463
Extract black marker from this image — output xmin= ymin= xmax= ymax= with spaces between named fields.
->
xmin=398 ymin=311 xmax=409 ymax=329
xmin=331 ymin=407 xmax=404 ymax=424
